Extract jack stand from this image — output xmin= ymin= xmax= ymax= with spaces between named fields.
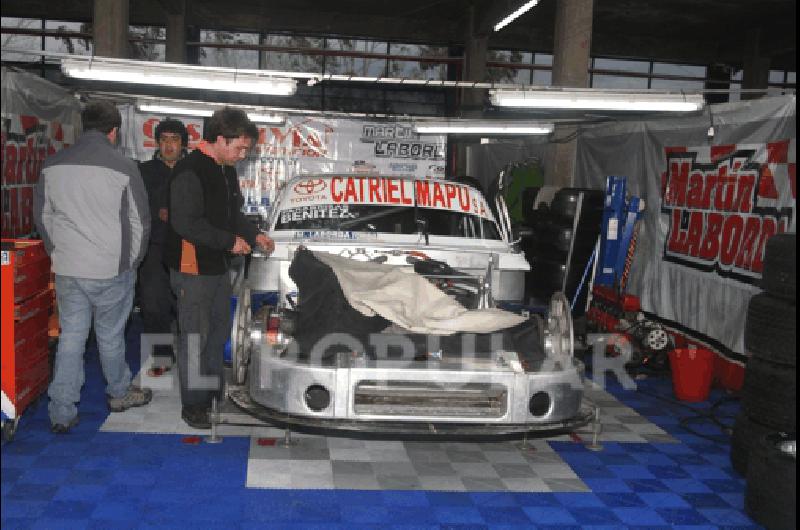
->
xmin=205 ymin=396 xmax=223 ymax=444
xmin=585 ymin=406 xmax=603 ymax=451
xmin=282 ymin=428 xmax=296 ymax=447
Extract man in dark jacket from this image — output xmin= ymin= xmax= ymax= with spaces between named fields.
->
xmin=138 ymin=118 xmax=187 ymax=369
xmin=34 ymin=101 xmax=153 ymax=433
xmin=165 ymin=107 xmax=274 ymax=429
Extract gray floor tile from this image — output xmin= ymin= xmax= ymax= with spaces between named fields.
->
xmin=417 ymin=476 xmax=467 ymax=491
xmin=501 ymin=477 xmax=551 ymax=492
xmin=491 ymin=463 xmax=538 ymax=478
xmin=461 ymin=476 xmax=508 ymax=491
xmin=542 ymin=478 xmax=589 ymax=492
xmin=412 ymin=461 xmax=457 ymax=477
xmin=377 ymin=475 xmax=423 ymax=490
xmin=373 ymin=462 xmax=418 ymax=477
xmin=332 ymin=460 xmax=374 ymax=475
xmin=446 ymin=450 xmax=488 ymax=463
xmin=450 ymin=462 xmax=500 ymax=478
xmin=333 ymin=474 xmax=381 ymax=490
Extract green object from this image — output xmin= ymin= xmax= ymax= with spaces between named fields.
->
xmin=505 ymin=163 xmax=544 ymax=223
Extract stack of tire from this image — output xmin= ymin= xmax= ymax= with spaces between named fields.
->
xmin=522 ymin=187 xmax=604 ymax=314
xmin=730 ymin=233 xmax=796 ymax=530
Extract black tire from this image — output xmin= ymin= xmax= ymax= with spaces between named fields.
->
xmin=741 ymin=355 xmax=796 ymax=431
xmin=550 ymin=188 xmax=604 ymax=220
xmin=762 ymin=233 xmax=796 ymax=302
xmin=730 ymin=411 xmax=778 ymax=476
xmin=745 ymin=293 xmax=796 ymax=366
xmin=745 ymin=432 xmax=796 ymax=530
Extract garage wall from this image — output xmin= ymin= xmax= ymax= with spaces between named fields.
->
xmin=574 ymin=95 xmax=796 ymax=356
xmin=1 ymin=68 xmax=81 ymax=238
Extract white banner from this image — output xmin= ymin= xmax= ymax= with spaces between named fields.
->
xmin=129 ymin=112 xmax=446 ymax=214
xmin=575 ymin=95 xmax=796 ymax=355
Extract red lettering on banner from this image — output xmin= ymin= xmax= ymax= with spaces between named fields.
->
xmin=331 ymin=177 xmax=344 ymax=202
xmin=686 ymin=172 xmax=704 ymax=208
xmin=415 ymin=181 xmax=430 ymax=206
xmin=399 ymin=180 xmax=412 ymax=205
xmin=751 ymin=218 xmax=777 ymax=273
xmin=665 ymin=161 xmax=690 ymax=206
xmin=457 ymin=186 xmax=470 ymax=211
xmin=735 ymin=216 xmax=761 ymax=270
xmin=719 ymin=215 xmax=743 ymax=266
xmin=686 ymin=211 xmax=704 ymax=257
xmin=699 ymin=212 xmax=723 ymax=260
xmin=663 ymin=142 xmax=794 ymax=283
xmin=386 ymin=179 xmax=400 ymax=204
xmin=343 ymin=178 xmax=358 ymax=202
xmin=734 ymin=173 xmax=755 ymax=212
xmin=432 ymin=183 xmax=446 ymax=207
xmin=368 ymin=178 xmax=382 ymax=202
xmin=444 ymin=184 xmax=457 ymax=209
xmin=767 ymin=139 xmax=789 ymax=163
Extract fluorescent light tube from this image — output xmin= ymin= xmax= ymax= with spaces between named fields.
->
xmin=137 ymin=104 xmax=214 ymax=117
xmin=414 ymin=121 xmax=553 ymax=135
xmin=490 ymin=89 xmax=704 ymax=112
xmin=246 ymin=113 xmax=285 ymax=124
xmin=494 ymin=0 xmax=540 ymax=32
xmin=62 ymin=57 xmax=297 ymax=96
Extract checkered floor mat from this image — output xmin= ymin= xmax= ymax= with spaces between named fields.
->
xmin=94 ymin=355 xmax=678 ymax=492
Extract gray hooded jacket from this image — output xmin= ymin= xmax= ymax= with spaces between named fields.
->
xmin=34 ymin=130 xmax=151 ymax=279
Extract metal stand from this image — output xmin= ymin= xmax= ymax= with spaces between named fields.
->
xmin=282 ymin=427 xmax=298 ymax=447
xmin=585 ymin=406 xmax=603 ymax=451
xmin=205 ymin=396 xmax=223 ymax=444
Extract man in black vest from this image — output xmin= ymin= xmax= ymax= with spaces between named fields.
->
xmin=165 ymin=108 xmax=274 ymax=429
xmin=138 ymin=118 xmax=187 ymax=370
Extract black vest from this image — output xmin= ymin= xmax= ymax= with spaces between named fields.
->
xmin=164 ymin=149 xmax=243 ymax=275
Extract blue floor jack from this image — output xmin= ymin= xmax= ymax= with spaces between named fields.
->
xmin=584 ymin=177 xmax=672 ymax=370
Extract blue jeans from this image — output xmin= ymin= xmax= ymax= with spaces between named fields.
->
xmin=48 ymin=269 xmax=135 ymax=425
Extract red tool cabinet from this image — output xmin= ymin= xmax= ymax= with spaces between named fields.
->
xmin=2 ymin=239 xmax=53 ymax=438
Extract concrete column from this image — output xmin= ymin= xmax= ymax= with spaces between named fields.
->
xmin=456 ymin=5 xmax=489 ymax=175
xmin=166 ymin=13 xmax=186 ymax=63
xmin=545 ymin=0 xmax=594 ymax=187
xmin=705 ymin=64 xmax=731 ymax=104
xmin=93 ymin=0 xmax=129 ymax=58
xmin=742 ymin=29 xmax=770 ymax=100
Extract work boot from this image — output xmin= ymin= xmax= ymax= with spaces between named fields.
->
xmin=181 ymin=406 xmax=211 ymax=430
xmin=50 ymin=416 xmax=79 ymax=434
xmin=107 ymin=385 xmax=153 ymax=412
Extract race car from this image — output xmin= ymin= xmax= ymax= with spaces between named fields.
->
xmin=227 ymin=175 xmax=592 ymax=436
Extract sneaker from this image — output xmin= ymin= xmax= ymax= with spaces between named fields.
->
xmin=107 ymin=385 xmax=153 ymax=412
xmin=181 ymin=406 xmax=211 ymax=430
xmin=51 ymin=416 xmax=79 ymax=434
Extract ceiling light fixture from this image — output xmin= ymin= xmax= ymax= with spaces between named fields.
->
xmin=137 ymin=103 xmax=285 ymax=124
xmin=490 ymin=88 xmax=705 ymax=112
xmin=414 ymin=120 xmax=553 ymax=135
xmin=494 ymin=0 xmax=541 ymax=32
xmin=62 ymin=56 xmax=297 ymax=96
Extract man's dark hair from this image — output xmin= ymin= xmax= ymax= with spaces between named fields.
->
xmin=81 ymin=101 xmax=122 ymax=134
xmin=203 ymin=107 xmax=258 ymax=143
xmin=155 ymin=117 xmax=188 ymax=146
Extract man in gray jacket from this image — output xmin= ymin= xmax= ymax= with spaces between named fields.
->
xmin=34 ymin=101 xmax=154 ymax=433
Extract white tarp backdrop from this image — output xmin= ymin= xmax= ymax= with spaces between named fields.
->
xmin=575 ymin=95 xmax=796 ymax=356
xmin=1 ymin=68 xmax=81 ymax=238
xmin=120 ymin=109 xmax=447 ymax=214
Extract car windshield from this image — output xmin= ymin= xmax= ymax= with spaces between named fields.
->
xmin=275 ymin=203 xmax=501 ymax=240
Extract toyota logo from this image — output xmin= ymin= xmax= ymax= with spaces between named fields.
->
xmin=294 ymin=179 xmax=327 ymax=195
